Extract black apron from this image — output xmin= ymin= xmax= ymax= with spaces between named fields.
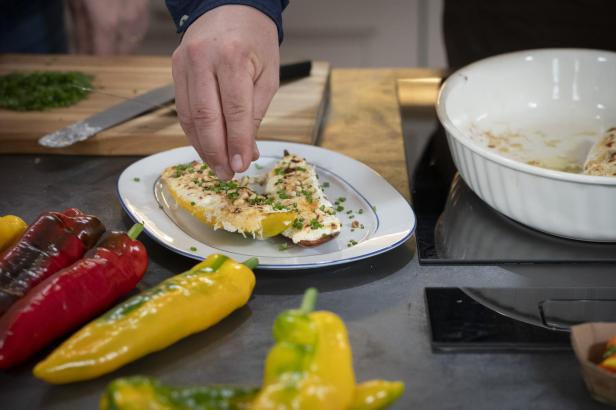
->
xmin=443 ymin=0 xmax=616 ymax=68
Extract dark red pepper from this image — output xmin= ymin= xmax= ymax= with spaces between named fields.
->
xmin=0 ymin=223 xmax=147 ymax=369
xmin=0 ymin=208 xmax=105 ymax=315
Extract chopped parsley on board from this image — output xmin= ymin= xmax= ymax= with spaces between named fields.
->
xmin=0 ymin=71 xmax=93 ymax=111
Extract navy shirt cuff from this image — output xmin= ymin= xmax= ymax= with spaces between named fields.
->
xmin=166 ymin=0 xmax=288 ymax=43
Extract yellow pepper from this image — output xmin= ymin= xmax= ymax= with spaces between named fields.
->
xmin=251 ymin=288 xmax=356 ymax=409
xmin=34 ymin=254 xmax=257 ymax=384
xmin=0 ymin=215 xmax=27 ymax=252
xmin=98 ymin=377 xmax=404 ymax=410
xmin=167 ymin=178 xmax=296 ymax=239
xmin=352 ymin=380 xmax=405 ymax=410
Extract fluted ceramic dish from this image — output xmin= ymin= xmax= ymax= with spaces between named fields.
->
xmin=437 ymin=49 xmax=616 ymax=242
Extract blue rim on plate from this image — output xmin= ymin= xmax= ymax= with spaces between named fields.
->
xmin=116 ymin=142 xmax=416 ymax=269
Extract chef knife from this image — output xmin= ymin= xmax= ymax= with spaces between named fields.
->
xmin=38 ymin=60 xmax=313 ymax=148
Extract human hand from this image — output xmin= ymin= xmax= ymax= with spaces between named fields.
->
xmin=68 ymin=0 xmax=150 ymax=55
xmin=171 ymin=5 xmax=280 ymax=180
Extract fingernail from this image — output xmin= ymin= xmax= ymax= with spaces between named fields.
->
xmin=215 ymin=165 xmax=231 ymax=180
xmin=231 ymin=154 xmax=244 ymax=173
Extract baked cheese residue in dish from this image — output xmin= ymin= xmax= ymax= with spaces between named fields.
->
xmin=583 ymin=128 xmax=616 ymax=176
xmin=161 ymin=161 xmax=296 ymax=239
xmin=265 ymin=151 xmax=341 ymax=246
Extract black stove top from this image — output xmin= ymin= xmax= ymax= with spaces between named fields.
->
xmin=426 ymin=287 xmax=616 ymax=352
xmin=404 ymin=119 xmax=616 ymax=265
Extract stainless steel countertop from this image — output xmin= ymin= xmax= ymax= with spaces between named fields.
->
xmin=0 ymin=154 xmax=614 ymax=409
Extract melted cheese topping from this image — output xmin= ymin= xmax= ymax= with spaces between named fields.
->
xmin=265 ymin=153 xmax=341 ymax=244
xmin=161 ymin=161 xmax=293 ymax=238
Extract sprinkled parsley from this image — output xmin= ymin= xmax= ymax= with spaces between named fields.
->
xmin=301 ymin=190 xmax=313 ymax=203
xmin=309 ymin=219 xmax=324 ymax=230
xmin=347 ymin=239 xmax=358 ymax=247
xmin=278 ymin=242 xmax=289 ymax=251
xmin=358 ymin=208 xmax=364 ymax=214
xmin=254 ymin=163 xmax=264 ymax=170
xmin=133 ymin=177 xmax=140 ymax=182
xmin=337 ymin=197 xmax=346 ymax=203
xmin=322 ymin=182 xmax=330 ymax=188
xmin=274 ymin=167 xmax=285 ymax=175
xmin=190 ymin=246 xmax=197 ymax=252
xmin=292 ymin=217 xmax=305 ymax=230
xmin=336 ymin=205 xmax=344 ymax=212
xmin=277 ymin=190 xmax=290 ymax=199
xmin=190 ymin=201 xmax=196 ymax=206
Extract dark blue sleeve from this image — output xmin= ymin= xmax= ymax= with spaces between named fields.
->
xmin=165 ymin=0 xmax=289 ymax=43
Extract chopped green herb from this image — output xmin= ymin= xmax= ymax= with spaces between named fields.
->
xmin=301 ymin=190 xmax=313 ymax=203
xmin=292 ymin=217 xmax=305 ymax=230
xmin=309 ymin=219 xmax=324 ymax=230
xmin=358 ymin=208 xmax=364 ymax=214
xmin=296 ymin=166 xmax=307 ymax=172
xmin=190 ymin=201 xmax=196 ymax=206
xmin=278 ymin=242 xmax=289 ymax=251
xmin=273 ymin=202 xmax=287 ymax=211
xmin=133 ymin=177 xmax=140 ymax=182
xmin=200 ymin=164 xmax=208 ymax=170
xmin=226 ymin=191 xmax=239 ymax=200
xmin=346 ymin=210 xmax=352 ymax=214
xmin=371 ymin=205 xmax=377 ymax=212
xmin=347 ymin=239 xmax=358 ymax=247
xmin=336 ymin=205 xmax=344 ymax=212
xmin=349 ymin=215 xmax=355 ymax=219
xmin=360 ymin=224 xmax=365 ymax=229
xmin=277 ymin=190 xmax=290 ymax=199
xmin=208 ymin=170 xmax=215 ymax=177
xmin=322 ymin=182 xmax=330 ymax=188
xmin=254 ymin=163 xmax=264 ymax=170
xmin=0 ymin=71 xmax=93 ymax=111
xmin=190 ymin=246 xmax=197 ymax=252
xmin=274 ymin=167 xmax=285 ymax=175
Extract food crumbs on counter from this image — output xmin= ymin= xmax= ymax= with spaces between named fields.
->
xmin=133 ymin=177 xmax=140 ymax=182
xmin=189 ymin=246 xmax=197 ymax=252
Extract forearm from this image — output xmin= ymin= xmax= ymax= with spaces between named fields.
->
xmin=165 ymin=0 xmax=288 ymax=42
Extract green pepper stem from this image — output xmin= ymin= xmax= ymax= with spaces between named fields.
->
xmin=127 ymin=223 xmax=144 ymax=240
xmin=242 ymin=257 xmax=259 ymax=270
xmin=300 ymin=288 xmax=318 ymax=314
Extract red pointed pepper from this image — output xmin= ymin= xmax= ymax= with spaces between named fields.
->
xmin=0 ymin=208 xmax=105 ymax=314
xmin=0 ymin=223 xmax=147 ymax=369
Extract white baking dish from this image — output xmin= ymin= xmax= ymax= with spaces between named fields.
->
xmin=436 ymin=49 xmax=616 ymax=242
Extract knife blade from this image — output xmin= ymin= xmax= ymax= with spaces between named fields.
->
xmin=38 ymin=84 xmax=175 ymax=148
xmin=38 ymin=60 xmax=314 ymax=148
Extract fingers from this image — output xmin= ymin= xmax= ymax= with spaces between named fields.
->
xmin=217 ymin=52 xmax=256 ymax=174
xmin=186 ymin=49 xmax=233 ymax=180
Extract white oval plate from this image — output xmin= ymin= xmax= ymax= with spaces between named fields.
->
xmin=117 ymin=141 xmax=415 ymax=269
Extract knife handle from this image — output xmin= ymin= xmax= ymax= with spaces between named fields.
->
xmin=279 ymin=61 xmax=312 ymax=83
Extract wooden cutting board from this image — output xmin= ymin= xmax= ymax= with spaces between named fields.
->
xmin=0 ymin=54 xmax=329 ymax=155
